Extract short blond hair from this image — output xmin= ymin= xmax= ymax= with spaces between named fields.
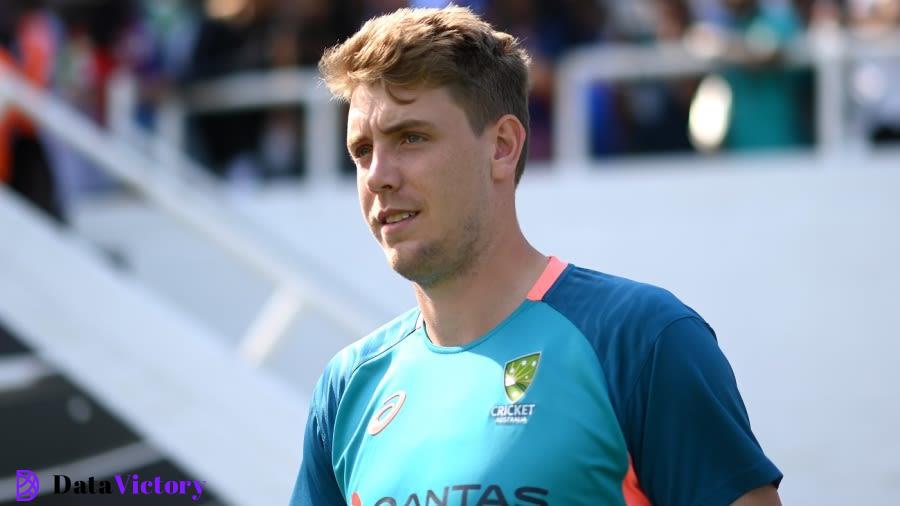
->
xmin=319 ymin=6 xmax=532 ymax=183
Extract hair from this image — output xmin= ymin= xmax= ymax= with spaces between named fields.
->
xmin=319 ymin=6 xmax=532 ymax=183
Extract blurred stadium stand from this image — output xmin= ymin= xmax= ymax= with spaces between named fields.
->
xmin=2 ymin=0 xmax=900 ymax=504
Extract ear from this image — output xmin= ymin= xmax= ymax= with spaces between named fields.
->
xmin=490 ymin=114 xmax=526 ymax=183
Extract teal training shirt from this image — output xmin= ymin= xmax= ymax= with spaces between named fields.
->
xmin=291 ymin=257 xmax=781 ymax=505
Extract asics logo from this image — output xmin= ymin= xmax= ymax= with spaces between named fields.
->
xmin=367 ymin=391 xmax=406 ymax=436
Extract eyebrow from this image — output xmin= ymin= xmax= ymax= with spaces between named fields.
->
xmin=379 ymin=119 xmax=434 ymax=135
xmin=347 ymin=119 xmax=435 ymax=152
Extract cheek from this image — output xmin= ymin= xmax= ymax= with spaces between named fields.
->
xmin=443 ymin=149 xmax=487 ymax=195
xmin=357 ymin=181 xmax=373 ymax=218
xmin=432 ymin=162 xmax=483 ymax=225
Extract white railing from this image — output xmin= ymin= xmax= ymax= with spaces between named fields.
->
xmin=112 ymin=68 xmax=341 ymax=185
xmin=128 ymin=28 xmax=900 ymax=176
xmin=0 ymin=69 xmax=371 ymax=365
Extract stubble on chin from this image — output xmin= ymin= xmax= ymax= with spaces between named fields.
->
xmin=388 ymin=240 xmax=442 ymax=286
xmin=387 ymin=217 xmax=483 ymax=288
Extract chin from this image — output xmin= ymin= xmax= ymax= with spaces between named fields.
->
xmin=385 ymin=241 xmax=444 ymax=285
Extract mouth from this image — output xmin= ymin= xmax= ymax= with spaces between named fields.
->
xmin=381 ymin=211 xmax=419 ymax=225
xmin=377 ymin=210 xmax=420 ymax=235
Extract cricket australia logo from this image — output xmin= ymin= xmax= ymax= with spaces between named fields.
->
xmin=490 ymin=352 xmax=540 ymax=425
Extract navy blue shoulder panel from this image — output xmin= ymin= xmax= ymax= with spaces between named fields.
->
xmin=542 ymin=265 xmax=782 ymax=506
xmin=542 ymin=265 xmax=706 ymax=429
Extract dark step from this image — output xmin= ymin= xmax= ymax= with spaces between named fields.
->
xmin=1 ymin=374 xmax=141 ymax=474
xmin=0 ymin=321 xmax=28 ymax=356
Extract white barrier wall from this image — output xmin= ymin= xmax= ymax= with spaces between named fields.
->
xmin=76 ymin=154 xmax=900 ymax=505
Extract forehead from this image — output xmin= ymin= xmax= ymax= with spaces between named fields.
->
xmin=347 ymin=84 xmax=466 ymax=135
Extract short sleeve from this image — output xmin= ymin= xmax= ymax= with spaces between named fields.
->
xmin=625 ymin=317 xmax=782 ymax=506
xmin=290 ymin=374 xmax=345 ymax=506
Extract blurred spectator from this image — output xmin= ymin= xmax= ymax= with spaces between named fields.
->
xmin=557 ymin=0 xmax=625 ymax=159
xmin=790 ymin=0 xmax=840 ymax=150
xmin=186 ymin=0 xmax=286 ymax=182
xmin=186 ymin=0 xmax=362 ymax=183
xmin=4 ymin=0 xmax=886 ymax=191
xmin=291 ymin=0 xmax=358 ymax=65
xmin=189 ymin=0 xmax=280 ymax=78
xmin=46 ymin=0 xmax=136 ymax=203
xmin=362 ymin=0 xmax=410 ymax=19
xmin=794 ymin=0 xmax=846 ymax=29
xmin=619 ymin=0 xmax=697 ymax=154
xmin=690 ymin=0 xmax=810 ymax=151
xmin=849 ymin=0 xmax=900 ymax=143
xmin=487 ymin=0 xmax=555 ymax=159
xmin=54 ymin=0 xmax=133 ymax=122
xmin=487 ymin=0 xmax=618 ymax=160
xmin=0 ymin=0 xmax=66 ymax=222
xmin=118 ymin=0 xmax=203 ymax=129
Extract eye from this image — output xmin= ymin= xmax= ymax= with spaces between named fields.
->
xmin=402 ymin=133 xmax=425 ymax=144
xmin=352 ymin=144 xmax=372 ymax=159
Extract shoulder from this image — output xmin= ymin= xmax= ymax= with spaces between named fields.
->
xmin=316 ymin=306 xmax=420 ymax=402
xmin=295 ymin=311 xmax=419 ymax=505
xmin=542 ymin=264 xmax=712 ymax=418
xmin=544 ymin=264 xmax=705 ymax=341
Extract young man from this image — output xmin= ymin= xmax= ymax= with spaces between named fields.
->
xmin=292 ymin=7 xmax=782 ymax=506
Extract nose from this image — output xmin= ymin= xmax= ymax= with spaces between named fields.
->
xmin=364 ymin=145 xmax=401 ymax=194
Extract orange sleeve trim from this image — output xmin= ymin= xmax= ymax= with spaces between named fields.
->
xmin=526 ymin=256 xmax=568 ymax=301
xmin=623 ymin=455 xmax=652 ymax=506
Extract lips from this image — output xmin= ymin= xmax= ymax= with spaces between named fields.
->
xmin=375 ymin=209 xmax=420 ymax=238
xmin=384 ymin=211 xmax=418 ymax=224
xmin=376 ymin=209 xmax=420 ymax=226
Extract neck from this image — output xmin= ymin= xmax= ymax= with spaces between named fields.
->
xmin=413 ymin=227 xmax=547 ymax=348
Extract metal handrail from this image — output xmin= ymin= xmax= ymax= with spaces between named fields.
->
xmin=136 ymin=68 xmax=342 ymax=185
xmin=0 ymin=69 xmax=371 ymax=365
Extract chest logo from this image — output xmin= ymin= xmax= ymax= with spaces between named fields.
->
xmin=504 ymin=352 xmax=541 ymax=402
xmin=367 ymin=390 xmax=406 ymax=436
xmin=491 ymin=352 xmax=541 ymax=425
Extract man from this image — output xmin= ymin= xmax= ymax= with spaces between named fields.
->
xmin=292 ymin=7 xmax=782 ymax=506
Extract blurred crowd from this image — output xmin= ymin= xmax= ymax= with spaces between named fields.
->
xmin=1 ymin=0 xmax=900 ymax=209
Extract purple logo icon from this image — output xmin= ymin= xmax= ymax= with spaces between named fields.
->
xmin=15 ymin=470 xmax=40 ymax=502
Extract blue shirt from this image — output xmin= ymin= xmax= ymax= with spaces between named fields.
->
xmin=291 ymin=257 xmax=781 ymax=505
